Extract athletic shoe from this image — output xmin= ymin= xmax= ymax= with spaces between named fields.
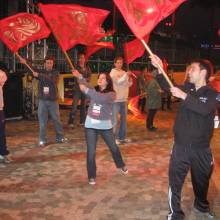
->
xmin=56 ymin=137 xmax=68 ymax=143
xmin=194 ymin=207 xmax=215 ymax=219
xmin=88 ymin=178 xmax=96 ymax=185
xmin=68 ymin=124 xmax=74 ymax=129
xmin=119 ymin=166 xmax=128 ymax=175
xmin=121 ymin=138 xmax=132 ymax=143
xmin=115 ymin=139 xmax=121 ymax=145
xmin=0 ymin=155 xmax=12 ymax=164
xmin=39 ymin=141 xmax=46 ymax=147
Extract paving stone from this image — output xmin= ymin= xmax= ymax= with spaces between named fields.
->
xmin=0 ymin=107 xmax=219 ymax=220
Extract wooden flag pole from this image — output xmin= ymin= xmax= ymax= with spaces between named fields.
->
xmin=63 ymin=51 xmax=75 ymax=71
xmin=15 ymin=52 xmax=35 ymax=73
xmin=140 ymin=39 xmax=174 ymax=88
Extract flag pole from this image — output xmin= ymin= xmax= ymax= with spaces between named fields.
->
xmin=63 ymin=51 xmax=75 ymax=70
xmin=15 ymin=52 xmax=35 ymax=73
xmin=140 ymin=39 xmax=173 ymax=88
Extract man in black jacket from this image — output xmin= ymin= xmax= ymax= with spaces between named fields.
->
xmin=150 ymin=55 xmax=218 ymax=220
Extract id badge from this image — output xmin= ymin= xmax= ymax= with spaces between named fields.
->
xmin=43 ymin=87 xmax=49 ymax=95
xmin=92 ymin=104 xmax=101 ymax=117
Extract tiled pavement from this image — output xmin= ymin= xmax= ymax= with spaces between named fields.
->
xmin=0 ymin=107 xmax=220 ymax=220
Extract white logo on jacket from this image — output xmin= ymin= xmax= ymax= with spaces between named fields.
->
xmin=199 ymin=97 xmax=208 ymax=103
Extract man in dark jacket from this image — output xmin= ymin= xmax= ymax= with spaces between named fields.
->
xmin=19 ymin=56 xmax=66 ymax=147
xmin=150 ymin=54 xmax=218 ymax=220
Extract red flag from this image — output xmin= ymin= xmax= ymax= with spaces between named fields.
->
xmin=124 ymin=35 xmax=149 ymax=64
xmin=113 ymin=0 xmax=185 ymax=39
xmin=0 ymin=13 xmax=50 ymax=52
xmin=38 ymin=3 xmax=109 ymax=51
xmin=86 ymin=41 xmax=114 ymax=60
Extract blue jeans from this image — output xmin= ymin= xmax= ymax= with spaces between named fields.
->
xmin=85 ymin=128 xmax=125 ymax=179
xmin=38 ymin=100 xmax=64 ymax=143
xmin=0 ymin=110 xmax=9 ymax=156
xmin=112 ymin=102 xmax=127 ymax=140
xmin=68 ymin=90 xmax=86 ymax=125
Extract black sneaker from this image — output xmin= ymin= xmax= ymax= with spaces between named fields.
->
xmin=56 ymin=138 xmax=68 ymax=143
xmin=147 ymin=126 xmax=158 ymax=132
xmin=194 ymin=207 xmax=215 ymax=219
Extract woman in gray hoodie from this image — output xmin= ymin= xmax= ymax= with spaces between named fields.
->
xmin=72 ymin=70 xmax=128 ymax=185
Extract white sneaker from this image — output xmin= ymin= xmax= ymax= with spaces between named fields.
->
xmin=119 ymin=166 xmax=128 ymax=175
xmin=88 ymin=178 xmax=96 ymax=185
xmin=115 ymin=139 xmax=121 ymax=145
xmin=0 ymin=155 xmax=12 ymax=164
xmin=121 ymin=138 xmax=132 ymax=143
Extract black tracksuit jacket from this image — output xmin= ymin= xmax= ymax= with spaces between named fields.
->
xmin=156 ymin=74 xmax=218 ymax=148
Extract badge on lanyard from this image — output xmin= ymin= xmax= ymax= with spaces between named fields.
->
xmin=92 ymin=104 xmax=102 ymax=117
xmin=43 ymin=87 xmax=49 ymax=95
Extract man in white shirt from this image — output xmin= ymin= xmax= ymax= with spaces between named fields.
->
xmin=110 ymin=56 xmax=132 ymax=144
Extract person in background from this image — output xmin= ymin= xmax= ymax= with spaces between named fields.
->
xmin=72 ymin=70 xmax=128 ymax=185
xmin=150 ymin=54 xmax=218 ymax=220
xmin=68 ymin=52 xmax=91 ymax=128
xmin=110 ymin=56 xmax=132 ymax=145
xmin=136 ymin=66 xmax=147 ymax=113
xmin=161 ymin=67 xmax=173 ymax=111
xmin=144 ymin=67 xmax=162 ymax=131
xmin=19 ymin=56 xmax=67 ymax=147
xmin=0 ymin=69 xmax=11 ymax=163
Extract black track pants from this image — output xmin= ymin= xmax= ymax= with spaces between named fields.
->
xmin=167 ymin=143 xmax=214 ymax=220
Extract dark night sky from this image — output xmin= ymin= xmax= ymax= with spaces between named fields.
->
xmin=1 ymin=0 xmax=220 ymax=47
xmin=36 ymin=0 xmax=220 ymax=45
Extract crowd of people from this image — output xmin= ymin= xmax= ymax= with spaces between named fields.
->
xmin=1 ymin=52 xmax=220 ymax=220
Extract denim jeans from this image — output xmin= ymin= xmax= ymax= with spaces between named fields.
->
xmin=68 ymin=90 xmax=86 ymax=125
xmin=85 ymin=128 xmax=125 ymax=179
xmin=112 ymin=102 xmax=127 ymax=140
xmin=38 ymin=99 xmax=64 ymax=143
xmin=0 ymin=110 xmax=9 ymax=156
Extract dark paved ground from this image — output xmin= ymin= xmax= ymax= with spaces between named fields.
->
xmin=0 ymin=105 xmax=220 ymax=220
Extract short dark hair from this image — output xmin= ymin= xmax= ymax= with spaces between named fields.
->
xmin=95 ymin=73 xmax=114 ymax=93
xmin=114 ymin=56 xmax=124 ymax=63
xmin=190 ymin=59 xmax=212 ymax=82
xmin=45 ymin=56 xmax=55 ymax=62
xmin=78 ymin=52 xmax=86 ymax=57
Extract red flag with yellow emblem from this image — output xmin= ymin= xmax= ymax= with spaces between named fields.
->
xmin=0 ymin=13 xmax=51 ymax=52
xmin=113 ymin=0 xmax=185 ymax=39
xmin=124 ymin=35 xmax=149 ymax=64
xmin=38 ymin=3 xmax=110 ymax=51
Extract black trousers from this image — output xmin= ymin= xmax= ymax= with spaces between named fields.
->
xmin=85 ymin=128 xmax=125 ymax=179
xmin=68 ymin=90 xmax=86 ymax=125
xmin=167 ymin=143 xmax=213 ymax=220
xmin=146 ymin=109 xmax=157 ymax=129
xmin=0 ymin=110 xmax=9 ymax=156
xmin=138 ymin=97 xmax=146 ymax=113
